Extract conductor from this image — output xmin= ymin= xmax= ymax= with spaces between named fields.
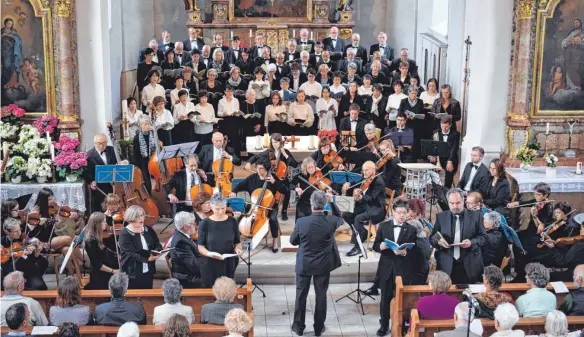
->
xmin=290 ymin=190 xmax=342 ymax=337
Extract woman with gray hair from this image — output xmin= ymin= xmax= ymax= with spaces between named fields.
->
xmin=153 ymin=278 xmax=195 ymax=324
xmin=491 ymin=303 xmax=524 ymax=337
xmin=118 ymin=205 xmax=162 ymax=289
xmin=481 ymin=211 xmax=508 ymax=268
xmin=201 ymin=277 xmax=243 ymax=325
xmin=541 ymin=310 xmax=569 ymax=337
xmin=198 ymin=193 xmax=243 ymax=287
xmin=516 ymin=262 xmax=557 ymax=317
xmin=224 ymin=308 xmax=253 ymax=337
xmin=416 ymin=271 xmax=460 ymax=319
xmin=474 ymin=266 xmax=513 ymax=319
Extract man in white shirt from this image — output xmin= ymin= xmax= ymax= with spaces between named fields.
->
xmin=198 ymin=131 xmax=241 ymax=181
xmin=457 ymin=146 xmax=490 ymax=196
xmin=158 ymin=30 xmax=173 ymax=52
xmin=0 ymin=272 xmax=48 ymax=327
xmin=165 ymin=154 xmax=209 ymax=212
xmin=299 ymin=51 xmax=313 ymax=74
xmin=174 ymin=42 xmax=192 ymax=67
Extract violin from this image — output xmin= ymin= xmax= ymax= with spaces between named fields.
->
xmin=308 ymin=171 xmax=333 ymax=191
xmin=323 ymin=150 xmax=344 ymax=169
xmin=104 ymin=213 xmax=125 ymax=239
xmin=212 ymin=136 xmax=233 ymax=197
xmin=1 ymin=242 xmax=38 ymax=264
xmin=354 ymin=179 xmax=373 ymax=201
xmin=375 ymin=151 xmax=395 ymax=171
xmin=555 ymin=235 xmax=584 ymax=248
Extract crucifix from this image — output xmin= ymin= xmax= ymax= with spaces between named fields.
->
xmin=285 ymin=136 xmax=300 ymax=149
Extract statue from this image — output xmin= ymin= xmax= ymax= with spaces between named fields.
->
xmin=337 ymin=0 xmax=353 ymax=11
xmin=565 ymin=118 xmax=577 ymax=158
xmin=184 ymin=0 xmax=200 ymax=11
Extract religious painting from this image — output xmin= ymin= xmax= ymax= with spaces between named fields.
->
xmin=532 ymin=0 xmax=584 ymax=117
xmin=229 ymin=0 xmax=312 ymax=22
xmin=1 ymin=0 xmax=55 ymax=116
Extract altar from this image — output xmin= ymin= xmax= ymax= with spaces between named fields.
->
xmin=0 ymin=182 xmax=87 ymax=212
xmin=245 ymin=135 xmax=320 ymax=160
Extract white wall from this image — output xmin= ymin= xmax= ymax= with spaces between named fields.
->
xmin=445 ymin=0 xmax=465 ymax=99
xmin=121 ymin=0 xmax=155 ymax=71
xmin=109 ymin=0 xmax=123 ymax=121
xmin=385 ymin=1 xmax=417 ymax=55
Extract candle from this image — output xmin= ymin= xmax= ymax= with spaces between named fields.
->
xmin=249 ymin=29 xmax=253 ymax=38
xmin=255 ymin=135 xmax=261 ymax=149
xmin=46 ymin=131 xmax=50 ymax=144
xmin=2 ymin=142 xmax=8 ymax=158
xmin=50 ymin=144 xmax=55 ymax=161
xmin=546 ymin=122 xmax=550 ymax=135
xmin=263 ymin=133 xmax=270 ymax=148
xmin=230 ymin=30 xmax=233 ymax=39
xmin=309 ymin=135 xmax=315 ymax=149
xmin=577 ymin=162 xmax=582 ymax=175
xmin=292 ymin=29 xmax=296 ymax=37
xmin=310 ymin=31 xmax=314 ymax=40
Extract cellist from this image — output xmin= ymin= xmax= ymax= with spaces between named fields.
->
xmin=230 ymin=156 xmax=286 ymax=253
xmin=164 ymin=154 xmax=210 ymax=213
xmin=198 ymin=131 xmax=241 ymax=185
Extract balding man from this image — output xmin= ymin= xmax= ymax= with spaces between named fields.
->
xmin=198 ymin=131 xmax=241 ymax=184
xmin=342 ymin=160 xmax=386 ymax=257
xmin=138 ymin=39 xmax=164 ymax=64
xmin=322 ymin=27 xmax=345 ymax=55
xmin=183 ymin=27 xmax=204 ymax=52
xmin=0 ymin=272 xmax=48 ymax=327
xmin=388 ymin=48 xmax=418 ymax=76
xmin=560 ymin=264 xmax=584 ymax=316
xmin=343 ymin=33 xmax=367 ymax=62
xmin=174 ymin=42 xmax=192 ymax=67
xmin=296 ymin=28 xmax=315 ymax=54
xmin=369 ymin=32 xmax=394 ymax=62
xmin=169 ymin=212 xmax=203 ymax=288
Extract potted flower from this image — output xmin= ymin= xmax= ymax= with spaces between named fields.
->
xmin=5 ymin=156 xmax=27 ymax=183
xmin=0 ymin=121 xmax=19 ymax=142
xmin=55 ymin=150 xmax=87 ymax=182
xmin=34 ymin=115 xmax=59 ymax=140
xmin=1 ymin=104 xmax=25 ymax=125
xmin=544 ymin=153 xmax=558 ymax=178
xmin=515 ymin=142 xmax=539 ymax=172
xmin=54 ymin=135 xmax=81 ymax=153
xmin=23 ymin=138 xmax=50 ymax=159
xmin=26 ymin=157 xmax=52 ymax=183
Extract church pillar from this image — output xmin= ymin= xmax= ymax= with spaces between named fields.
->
xmin=459 ymin=0 xmax=514 ymax=165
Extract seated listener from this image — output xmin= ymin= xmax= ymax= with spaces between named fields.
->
xmin=224 ymin=308 xmax=253 ymax=337
xmin=162 ymin=314 xmax=190 ymax=337
xmin=117 ymin=322 xmax=140 ymax=337
xmin=416 ymin=271 xmax=459 ymax=319
xmin=435 ymin=302 xmax=481 ymax=337
xmin=3 ymin=303 xmax=30 ymax=336
xmin=153 ymin=278 xmax=195 ymax=325
xmin=59 ymin=322 xmax=79 ymax=337
xmin=559 ymin=264 xmax=584 ymax=316
xmin=200 ymin=277 xmax=243 ymax=325
xmin=474 ymin=266 xmax=513 ymax=319
xmin=515 ymin=262 xmax=556 ymax=317
xmin=0 ymin=272 xmax=48 ymax=327
xmin=542 ymin=310 xmax=569 ymax=337
xmin=490 ymin=303 xmax=524 ymax=337
xmin=49 ymin=276 xmax=92 ymax=326
xmin=94 ymin=273 xmax=147 ymax=326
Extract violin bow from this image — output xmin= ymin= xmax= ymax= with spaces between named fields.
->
xmin=542 ymin=209 xmax=576 ymax=234
xmin=506 ymin=199 xmax=556 ymax=209
xmin=299 ymin=174 xmax=338 ymax=195
xmin=356 ymin=133 xmax=392 ymax=152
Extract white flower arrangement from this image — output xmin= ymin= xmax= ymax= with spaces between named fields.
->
xmin=23 ymin=138 xmax=50 ymax=158
xmin=6 ymin=156 xmax=27 ymax=178
xmin=18 ymin=125 xmax=40 ymax=144
xmin=0 ymin=121 xmax=19 ymax=139
xmin=544 ymin=153 xmax=558 ymax=168
xmin=26 ymin=157 xmax=52 ymax=179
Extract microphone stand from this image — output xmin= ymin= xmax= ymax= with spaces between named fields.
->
xmin=238 ymin=237 xmax=266 ymax=298
xmin=466 ymin=295 xmax=472 ymax=337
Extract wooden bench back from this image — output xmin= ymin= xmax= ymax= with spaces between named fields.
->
xmin=1 ymin=279 xmax=253 ymax=325
xmin=390 ymin=276 xmax=575 ymax=337
xmin=410 ymin=309 xmax=584 ymax=337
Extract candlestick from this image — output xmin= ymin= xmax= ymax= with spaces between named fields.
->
xmin=543 ymin=133 xmax=550 ymax=155
xmin=230 ymin=30 xmax=233 ymax=39
xmin=255 ymin=135 xmax=262 ymax=150
xmin=545 ymin=122 xmax=550 ymax=135
xmin=263 ymin=133 xmax=270 ymax=148
xmin=50 ymin=144 xmax=55 ymax=161
xmin=310 ymin=31 xmax=314 ymax=40
xmin=292 ymin=29 xmax=296 ymax=37
xmin=46 ymin=131 xmax=50 ymax=144
xmin=249 ymin=29 xmax=253 ymax=38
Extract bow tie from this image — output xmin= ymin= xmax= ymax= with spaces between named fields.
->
xmin=443 ymin=132 xmax=450 ymax=136
xmin=100 ymin=151 xmax=106 ymax=156
xmin=177 ymin=54 xmax=182 ymax=57
xmin=473 ymin=165 xmax=479 ymax=169
xmin=233 ymin=49 xmax=239 ymax=51
xmin=394 ymin=224 xmax=403 ymax=228
xmin=191 ymin=40 xmax=196 ymax=42
xmin=331 ymin=39 xmax=336 ymax=42
xmin=380 ymin=45 xmax=385 ymax=48
xmin=351 ymin=119 xmax=358 ymax=123
xmin=397 ymin=128 xmax=404 ymax=131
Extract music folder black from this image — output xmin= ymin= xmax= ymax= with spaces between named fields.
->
xmin=389 ymin=130 xmax=414 ymax=147
xmin=420 ymin=139 xmax=450 ymax=158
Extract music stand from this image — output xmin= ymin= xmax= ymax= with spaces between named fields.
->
xmin=95 ymin=165 xmax=134 ymax=192
xmin=389 ymin=130 xmax=414 ymax=149
xmin=329 ymin=171 xmax=361 ymax=184
xmin=227 ymin=197 xmax=245 ymax=213
xmin=421 ymin=140 xmax=451 ymax=218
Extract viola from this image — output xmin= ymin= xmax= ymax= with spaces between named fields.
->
xmin=212 ymin=136 xmax=234 ymax=197
xmin=353 ymin=174 xmax=378 ymax=201
xmin=375 ymin=151 xmax=395 ymax=171
xmin=26 ymin=212 xmax=42 ymax=226
xmin=323 ymin=150 xmax=344 ymax=169
xmin=1 ymin=242 xmax=37 ymax=264
xmin=308 ymin=171 xmax=333 ymax=191
xmin=555 ymin=235 xmax=583 ymax=248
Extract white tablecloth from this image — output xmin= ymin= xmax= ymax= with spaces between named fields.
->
xmin=506 ymin=166 xmax=584 ymax=193
xmin=246 ymin=136 xmax=320 ymax=159
xmin=0 ymin=182 xmax=87 ymax=211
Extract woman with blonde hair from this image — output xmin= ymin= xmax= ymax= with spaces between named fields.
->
xmin=162 ymin=314 xmax=190 ymax=337
xmin=224 ymin=308 xmax=253 ymax=337
xmin=378 ymin=139 xmax=401 ymax=197
xmin=201 ymin=277 xmax=243 ymax=325
xmin=83 ymin=212 xmax=119 ymax=290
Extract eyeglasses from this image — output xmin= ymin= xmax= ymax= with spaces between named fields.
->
xmin=95 ymin=141 xmax=107 ymax=145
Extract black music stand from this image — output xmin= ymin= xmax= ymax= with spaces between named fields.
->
xmin=420 ymin=140 xmax=451 ymax=217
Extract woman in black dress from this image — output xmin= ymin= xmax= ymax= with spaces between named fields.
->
xmin=291 ymin=157 xmax=319 ymax=220
xmin=430 ymin=84 xmax=461 ymax=132
xmin=484 ymin=157 xmax=510 ymax=219
xmin=192 ymin=192 xmax=212 ymax=227
xmin=118 ymin=205 xmax=162 ymax=289
xmin=197 ymin=193 xmax=242 ymax=288
xmin=83 ymin=212 xmax=119 ymax=290
xmin=398 ymin=85 xmax=428 ymax=162
xmin=132 ymin=116 xmax=156 ymax=192
xmin=200 ymin=69 xmax=224 ymax=113
xmin=337 ymin=81 xmax=362 ymax=128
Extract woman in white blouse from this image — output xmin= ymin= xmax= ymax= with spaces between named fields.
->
xmin=358 ymin=74 xmax=374 ymax=97
xmin=193 ymin=90 xmax=216 ymax=148
xmin=315 ymin=87 xmax=338 ymax=131
xmin=385 ymin=80 xmax=407 ymax=128
xmin=217 ymin=86 xmax=243 ymax=156
xmin=151 ymin=96 xmax=174 ymax=145
xmin=248 ymin=67 xmax=270 ymax=117
xmin=172 ymin=89 xmax=196 ymax=144
xmin=169 ymin=76 xmax=188 ymax=108
xmin=329 ymin=72 xmax=347 ymax=98
xmin=125 ymin=97 xmax=144 ymax=138
xmin=265 ymin=92 xmax=288 ymax=135
xmin=141 ymin=70 xmax=165 ymax=114
xmin=420 ymin=77 xmax=439 ymax=109
xmin=288 ymin=90 xmax=314 ymax=135
xmin=299 ymin=69 xmax=323 ymax=99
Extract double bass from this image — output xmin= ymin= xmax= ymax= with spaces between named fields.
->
xmin=212 ymin=136 xmax=233 ymax=197
xmin=106 ymin=123 xmax=160 ymax=225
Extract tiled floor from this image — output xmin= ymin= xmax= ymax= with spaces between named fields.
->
xmin=251 ymin=282 xmax=383 ymax=337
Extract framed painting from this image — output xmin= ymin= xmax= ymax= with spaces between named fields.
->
xmin=229 ymin=0 xmax=313 ymax=22
xmin=1 ymin=0 xmax=56 ymax=117
xmin=532 ymin=0 xmax=584 ymax=118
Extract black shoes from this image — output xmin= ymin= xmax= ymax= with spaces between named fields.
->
xmin=376 ymin=326 xmax=389 ymax=336
xmin=346 ymin=245 xmax=362 ymax=256
xmin=364 ymin=286 xmax=379 ymax=296
xmin=315 ymin=326 xmax=326 ymax=336
xmin=291 ymin=324 xmax=304 ymax=336
xmin=281 ymin=212 xmax=288 ymax=221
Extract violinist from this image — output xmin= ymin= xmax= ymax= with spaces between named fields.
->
xmin=386 ymin=112 xmax=414 ymax=163
xmin=341 ymin=161 xmax=386 ymax=257
xmin=1 ymin=199 xmax=21 ymax=234
xmin=165 ymin=154 xmax=210 ymax=213
xmin=193 ymin=192 xmax=212 ymax=225
xmin=310 ymin=138 xmax=346 ymax=174
xmin=231 ymin=156 xmax=286 ymax=252
xmin=83 ymin=212 xmax=119 ymax=290
xmin=102 ymin=194 xmax=123 ymax=252
xmin=1 ymin=218 xmax=48 ymax=290
xmin=132 ymin=116 xmax=157 ymax=192
xmin=169 ymin=212 xmax=203 ymax=288
xmin=245 ymin=133 xmax=298 ymax=221
xmin=291 ymin=158 xmax=319 ymax=219
xmin=198 ymin=131 xmax=241 ymax=184
xmin=378 ymin=139 xmax=402 ymax=197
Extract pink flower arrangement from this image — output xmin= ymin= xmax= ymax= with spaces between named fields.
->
xmin=317 ymin=129 xmax=339 ymax=143
xmin=54 ymin=135 xmax=80 ymax=153
xmin=1 ymin=104 xmax=25 ymax=123
xmin=34 ymin=115 xmax=59 ymax=135
xmin=55 ymin=150 xmax=88 ymax=177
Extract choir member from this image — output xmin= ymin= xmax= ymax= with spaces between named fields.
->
xmin=458 ymin=146 xmax=491 ymax=197
xmin=217 ymin=86 xmax=244 ymax=155
xmin=200 ymin=69 xmax=224 ymax=112
xmin=198 ymin=193 xmax=242 ymax=287
xmin=227 ymin=36 xmax=242 ymax=64
xmin=125 ymin=97 xmax=144 ymax=138
xmin=385 ymin=80 xmax=407 ymax=129
xmin=337 ymin=82 xmax=362 ymax=127
xmin=250 ymin=33 xmax=271 ymax=59
xmin=265 ymin=92 xmax=288 ymax=135
xmin=172 ymin=89 xmax=197 ymax=145
xmin=242 ymin=90 xmax=265 ymax=138
xmin=399 ymin=85 xmax=428 ymax=162
xmin=339 ymin=48 xmax=362 ymax=74
xmin=365 ymin=52 xmax=390 ymax=77
xmin=374 ymin=200 xmax=417 ymax=336
xmin=119 ymin=205 xmax=162 ymax=289
xmin=169 ymin=212 xmax=203 ymax=288
xmin=316 ymin=87 xmax=338 ymax=131
xmin=316 ymin=64 xmax=332 ymax=86
xmin=185 ymin=49 xmax=206 ymax=73
xmin=279 ymin=77 xmax=296 ymax=103
xmin=358 ymin=75 xmax=374 ymax=97
xmin=378 ymin=139 xmax=402 ymax=197
xmin=182 ymin=67 xmax=199 ymax=94
xmin=1 ymin=218 xmax=48 ymax=290
xmin=430 ymin=188 xmax=486 ymax=284
xmin=132 ymin=116 xmax=156 ymax=192
xmin=289 ymin=63 xmax=308 ymax=92
xmin=235 ymin=49 xmax=254 ymax=75
xmin=431 ymin=84 xmax=462 ymax=131
xmin=158 ymin=30 xmax=173 ymax=52
xmin=184 ymin=27 xmax=204 ymax=52
xmin=198 ymin=131 xmax=241 ymax=184
xmin=152 ymin=95 xmax=174 ymax=146
xmin=225 ymin=66 xmax=248 ymax=91
xmin=248 ymin=67 xmax=270 ymax=112
xmin=322 ymin=26 xmax=345 ymax=55
xmin=210 ymin=33 xmax=229 ymax=57
xmin=299 ymin=51 xmax=314 ymax=74
xmin=387 ymin=112 xmax=414 ymax=163
xmin=274 ymin=53 xmax=291 ymax=80
xmin=265 ymin=64 xmax=279 ymax=91
xmin=318 ymin=50 xmax=337 ymax=72
xmin=388 ymin=48 xmax=418 ymax=76
xmin=86 ymin=133 xmax=123 ymax=211
xmin=137 ymin=48 xmax=159 ymax=92
xmin=329 ymin=72 xmax=347 ymax=98
xmin=165 ymin=154 xmax=211 ymax=212
xmin=409 ymin=75 xmax=425 ymax=96
xmin=161 ymin=49 xmax=180 ymax=71
xmin=193 ymin=90 xmax=216 ymax=149
xmin=141 ymin=70 xmax=165 ymax=113
xmin=296 ymin=28 xmax=315 ymax=54
xmin=285 ymin=39 xmax=301 ymax=63
xmin=366 ymin=84 xmax=388 ymax=129
xmin=311 ymin=43 xmax=324 ymax=66
xmin=428 ymin=116 xmax=460 ymax=188
xmin=368 ymin=61 xmax=389 ymax=87
xmin=344 ymin=33 xmax=368 ymax=62
xmin=169 ymin=76 xmax=186 ymax=108
xmin=208 ymin=49 xmax=230 ymax=82
xmin=83 ymin=212 xmax=119 ymax=290
xmin=201 ymin=45 xmax=211 ymax=68
xmin=291 ymin=157 xmax=319 ymax=219
xmin=255 ymin=47 xmax=276 ymax=68
xmin=173 ymin=42 xmax=191 ymax=68
xmin=342 ymin=161 xmax=386 ymax=257
xmin=339 ymin=103 xmax=368 ymax=150
xmin=390 ymin=61 xmax=411 ymax=90
xmin=288 ymin=90 xmax=315 ymax=135
xmin=342 ymin=62 xmax=362 ymax=86
xmin=299 ymin=68 xmax=324 ymax=100
xmin=369 ymin=32 xmax=394 ymax=62
xmin=420 ymin=78 xmax=439 ymax=109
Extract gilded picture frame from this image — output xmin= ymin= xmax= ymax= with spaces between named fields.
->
xmin=1 ymin=0 xmax=56 ymax=118
xmin=531 ymin=0 xmax=584 ymax=119
xmin=229 ymin=0 xmax=313 ymax=23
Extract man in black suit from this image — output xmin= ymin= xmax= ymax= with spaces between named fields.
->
xmin=457 ymin=146 xmax=491 ymax=196
xmin=342 ymin=161 xmax=386 ymax=257
xmin=139 ymin=40 xmax=164 ymax=64
xmin=388 ymin=48 xmax=418 ymax=76
xmin=317 ymin=50 xmax=337 ymax=72
xmin=290 ymin=190 xmax=341 ymax=337
xmin=296 ymin=28 xmax=315 ymax=54
xmin=369 ymin=32 xmax=394 ymax=62
xmin=227 ymin=36 xmax=243 ymax=65
xmin=158 ymin=31 xmax=173 ymax=53
xmin=322 ymin=27 xmax=345 ymax=59
xmin=428 ymin=116 xmax=460 ymax=188
xmin=198 ymin=132 xmax=241 ymax=184
xmin=387 ymin=112 xmax=414 ymax=163
xmin=164 ymin=154 xmax=210 ymax=213
xmin=183 ymin=27 xmax=205 ymax=52
xmin=430 ymin=188 xmax=487 ymax=284
xmin=310 ymin=43 xmax=324 ymax=67
xmin=338 ymin=48 xmax=363 ymax=74
xmin=284 ymin=40 xmax=301 ymax=63
xmin=298 ymin=51 xmax=314 ymax=74
xmin=339 ymin=104 xmax=368 ymax=150
xmin=249 ymin=33 xmax=271 ymax=59
xmin=169 ymin=212 xmax=203 ymax=288
xmin=273 ymin=53 xmax=291 ymax=80
xmin=289 ymin=63 xmax=308 ymax=91
xmin=210 ymin=33 xmax=230 ymax=59
xmin=373 ymin=199 xmax=417 ymax=336
xmin=184 ymin=49 xmax=206 ymax=75
xmin=174 ymin=42 xmax=192 ymax=68
xmin=86 ymin=133 xmax=125 ymax=212
xmin=343 ymin=33 xmax=368 ymax=62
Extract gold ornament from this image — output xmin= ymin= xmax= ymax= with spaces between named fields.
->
xmin=56 ymin=0 xmax=72 ymax=17
xmin=518 ymin=0 xmax=534 ymax=20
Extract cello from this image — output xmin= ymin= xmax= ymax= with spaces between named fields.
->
xmin=106 ymin=123 xmax=160 ymax=225
xmin=212 ymin=135 xmax=234 ymax=197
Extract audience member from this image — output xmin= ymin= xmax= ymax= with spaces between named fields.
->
xmin=490 ymin=303 xmax=524 ymax=337
xmin=58 ymin=322 xmax=80 ymax=337
xmin=2 ymin=303 xmax=29 ymax=336
xmin=49 ymin=276 xmax=92 ymax=326
xmin=200 ymin=277 xmax=243 ymax=325
xmin=162 ymin=314 xmax=190 ymax=337
xmin=416 ymin=271 xmax=459 ymax=319
xmin=435 ymin=302 xmax=481 ymax=337
xmin=559 ymin=264 xmax=584 ymax=316
xmin=0 ymin=272 xmax=48 ymax=326
xmin=153 ymin=278 xmax=195 ymax=325
xmin=117 ymin=322 xmax=140 ymax=337
xmin=516 ymin=262 xmax=556 ymax=317
xmin=481 ymin=211 xmax=507 ymax=268
xmin=474 ymin=266 xmax=513 ymax=319
xmin=94 ymin=273 xmax=147 ymax=326
xmin=224 ymin=308 xmax=253 ymax=337
xmin=541 ymin=310 xmax=569 ymax=337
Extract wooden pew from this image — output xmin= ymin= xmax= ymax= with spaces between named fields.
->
xmin=410 ymin=309 xmax=584 ymax=337
xmin=390 ymin=276 xmax=575 ymax=337
xmin=1 ymin=279 xmax=253 ymax=326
